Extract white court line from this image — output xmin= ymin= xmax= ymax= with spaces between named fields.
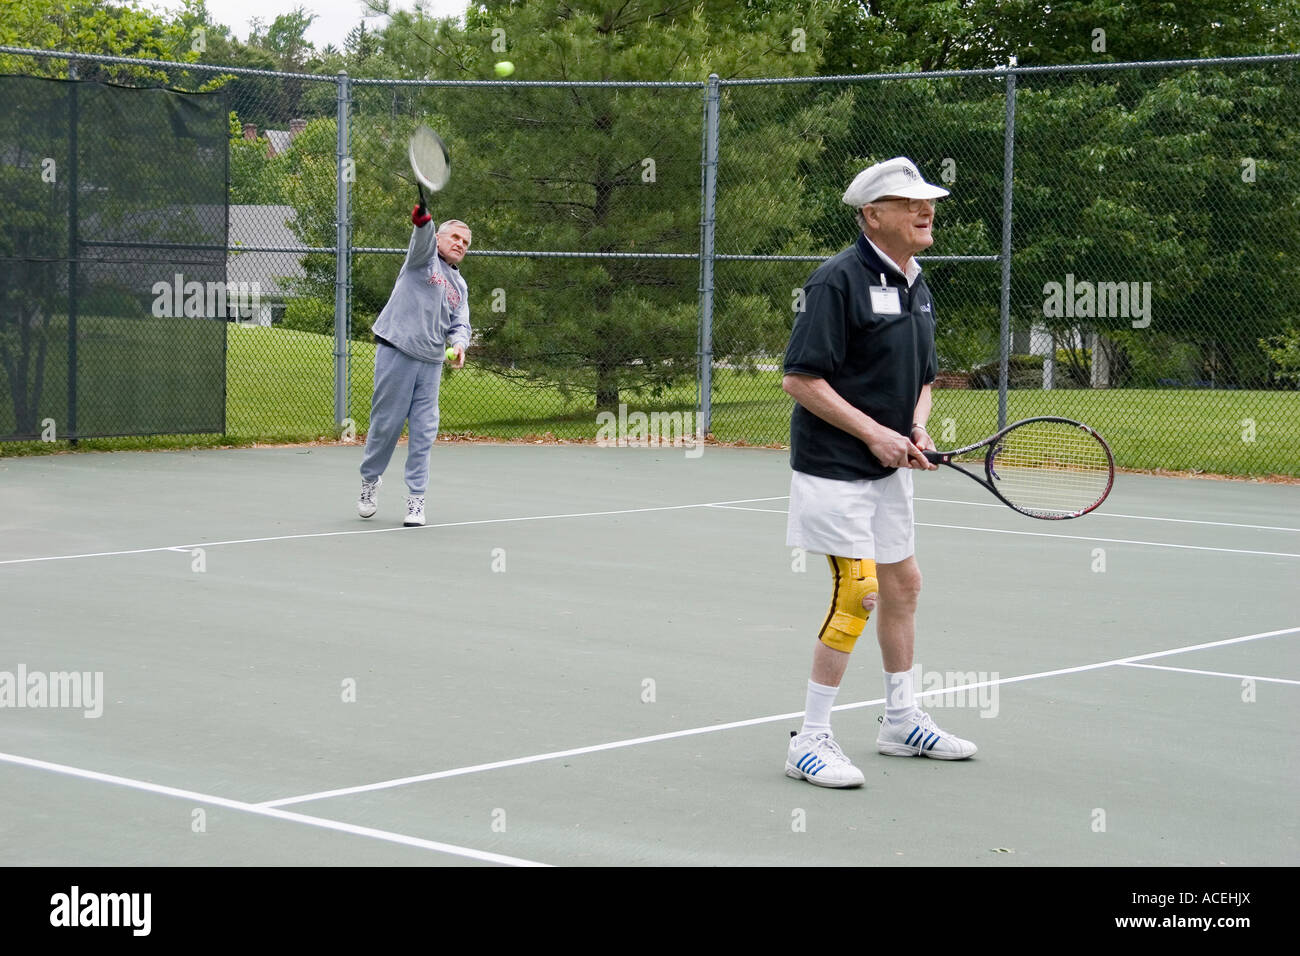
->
xmin=0 ymin=496 xmax=791 ymax=568
xmin=0 ymin=751 xmax=549 ymax=867
xmin=707 ymin=505 xmax=1300 ymax=558
xmin=3 ymin=492 xmax=1292 ymax=567
xmin=1119 ymin=662 xmax=1300 ymax=686
xmin=915 ymin=496 xmax=1300 ymax=533
xmin=722 ymin=494 xmax=1300 ymax=534
xmin=917 ymin=522 xmax=1300 ymax=558
xmin=259 ymin=625 xmax=1299 ymax=809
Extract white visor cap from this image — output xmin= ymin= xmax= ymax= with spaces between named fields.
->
xmin=843 ymin=157 xmax=950 ymax=208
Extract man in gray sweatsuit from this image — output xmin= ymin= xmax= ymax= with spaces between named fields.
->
xmin=356 ymin=200 xmax=472 ymax=526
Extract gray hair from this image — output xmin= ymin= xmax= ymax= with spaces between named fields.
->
xmin=438 ymin=219 xmax=471 ymax=236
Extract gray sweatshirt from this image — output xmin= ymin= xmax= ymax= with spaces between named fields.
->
xmin=371 ymin=221 xmax=471 ymax=363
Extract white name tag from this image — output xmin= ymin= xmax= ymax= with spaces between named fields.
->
xmin=870 ymin=284 xmax=902 ymax=315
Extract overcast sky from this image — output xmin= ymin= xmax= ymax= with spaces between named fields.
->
xmin=172 ymin=0 xmax=470 ymax=51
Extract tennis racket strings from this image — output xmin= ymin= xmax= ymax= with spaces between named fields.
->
xmin=987 ymin=419 xmax=1113 ymax=517
xmin=408 ymin=125 xmax=450 ymax=192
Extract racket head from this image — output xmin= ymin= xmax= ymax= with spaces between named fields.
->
xmin=982 ymin=417 xmax=1115 ymax=519
xmin=408 ymin=124 xmax=450 ymax=192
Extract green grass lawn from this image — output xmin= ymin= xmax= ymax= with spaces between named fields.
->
xmin=705 ymin=367 xmax=1300 ymax=477
xmin=4 ymin=326 xmax=1297 ymax=477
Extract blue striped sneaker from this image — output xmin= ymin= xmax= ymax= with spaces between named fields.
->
xmin=785 ymin=731 xmax=865 ymax=788
xmin=876 ymin=710 xmax=977 ymax=760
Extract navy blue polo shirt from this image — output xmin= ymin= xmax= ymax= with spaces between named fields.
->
xmin=784 ymin=234 xmax=938 ymax=481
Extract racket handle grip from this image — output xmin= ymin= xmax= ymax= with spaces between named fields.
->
xmin=923 ymin=451 xmax=945 ymax=464
xmin=412 ymin=203 xmax=432 ymax=227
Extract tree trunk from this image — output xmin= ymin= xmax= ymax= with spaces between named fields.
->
xmin=595 ymin=362 xmax=619 ymax=409
xmin=1090 ymin=333 xmax=1112 ymax=388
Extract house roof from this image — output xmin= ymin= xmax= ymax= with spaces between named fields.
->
xmin=228 ymin=204 xmax=307 ymax=295
xmin=7 ymin=201 xmax=309 ymax=302
xmin=265 ymin=129 xmax=294 ymax=157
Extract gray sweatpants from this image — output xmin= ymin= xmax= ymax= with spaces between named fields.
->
xmin=360 ymin=342 xmax=442 ymax=495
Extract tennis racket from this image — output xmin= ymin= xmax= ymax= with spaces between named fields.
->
xmin=408 ymin=124 xmax=450 ymax=208
xmin=924 ymin=417 xmax=1114 ymax=519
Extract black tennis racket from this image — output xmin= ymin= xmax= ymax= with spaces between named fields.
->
xmin=924 ymin=417 xmax=1114 ymax=519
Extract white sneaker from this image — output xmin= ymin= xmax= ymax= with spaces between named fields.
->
xmin=357 ymin=476 xmax=381 ymax=518
xmin=785 ymin=731 xmax=865 ymax=788
xmin=403 ymin=494 xmax=426 ymax=527
xmin=876 ymin=710 xmax=977 ymax=760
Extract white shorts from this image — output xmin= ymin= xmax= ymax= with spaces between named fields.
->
xmin=786 ymin=468 xmax=915 ymax=563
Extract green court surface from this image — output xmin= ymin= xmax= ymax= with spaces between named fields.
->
xmin=0 ymin=443 xmax=1296 ymax=866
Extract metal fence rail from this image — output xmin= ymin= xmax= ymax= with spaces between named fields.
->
xmin=1 ymin=45 xmax=1297 ymax=475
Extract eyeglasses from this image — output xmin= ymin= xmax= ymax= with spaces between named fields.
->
xmin=870 ymin=197 xmax=937 ymax=213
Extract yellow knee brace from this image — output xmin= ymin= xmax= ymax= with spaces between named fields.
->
xmin=818 ymin=556 xmax=879 ymax=653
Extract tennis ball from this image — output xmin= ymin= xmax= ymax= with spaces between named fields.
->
xmin=494 ymin=61 xmax=515 ymax=77
xmin=446 ymin=346 xmax=459 ymax=362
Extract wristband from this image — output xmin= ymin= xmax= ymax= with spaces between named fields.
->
xmin=911 ymin=423 xmax=928 ymax=433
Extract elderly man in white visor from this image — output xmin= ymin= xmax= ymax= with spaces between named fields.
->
xmin=780 ymin=157 xmax=978 ymax=789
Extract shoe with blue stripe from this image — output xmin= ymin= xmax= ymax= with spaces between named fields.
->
xmin=876 ymin=710 xmax=977 ymax=760
xmin=785 ymin=731 xmax=865 ymax=788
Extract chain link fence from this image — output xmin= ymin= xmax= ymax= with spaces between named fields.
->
xmin=2 ymin=46 xmax=1297 ymax=475
xmin=0 ymin=73 xmax=228 ymax=441
xmin=345 ymin=78 xmax=705 ymax=442
xmin=708 ymin=70 xmax=1006 ymax=448
xmin=0 ymin=48 xmax=343 ymax=444
xmin=1003 ymin=60 xmax=1300 ymax=475
xmin=710 ymin=60 xmax=1300 ymax=476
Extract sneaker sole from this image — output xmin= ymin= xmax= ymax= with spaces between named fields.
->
xmin=358 ymin=506 xmax=377 ymax=518
xmin=877 ymin=742 xmax=977 ymax=760
xmin=784 ymin=762 xmax=864 ymax=788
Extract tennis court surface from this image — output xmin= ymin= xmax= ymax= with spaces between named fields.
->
xmin=1 ymin=443 xmax=1296 ymax=867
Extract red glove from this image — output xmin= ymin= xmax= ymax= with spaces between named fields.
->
xmin=412 ymin=203 xmax=432 ymax=227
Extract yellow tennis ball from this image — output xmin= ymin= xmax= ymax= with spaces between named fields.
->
xmin=494 ymin=61 xmax=515 ymax=77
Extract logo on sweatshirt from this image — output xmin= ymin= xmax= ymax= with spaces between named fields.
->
xmin=427 ymin=270 xmax=463 ymax=310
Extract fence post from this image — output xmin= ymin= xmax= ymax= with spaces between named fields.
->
xmin=67 ymin=62 xmax=79 ymax=444
xmin=998 ymin=57 xmax=1017 ymax=429
xmin=696 ymin=73 xmax=721 ymax=435
xmin=334 ymin=71 xmax=351 ymax=429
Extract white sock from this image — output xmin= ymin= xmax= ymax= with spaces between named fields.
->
xmin=884 ymin=669 xmax=918 ymax=723
xmin=800 ymin=680 xmax=839 ymax=736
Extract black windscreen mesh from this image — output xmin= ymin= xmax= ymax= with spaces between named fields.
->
xmin=1 ymin=75 xmax=228 ymax=440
